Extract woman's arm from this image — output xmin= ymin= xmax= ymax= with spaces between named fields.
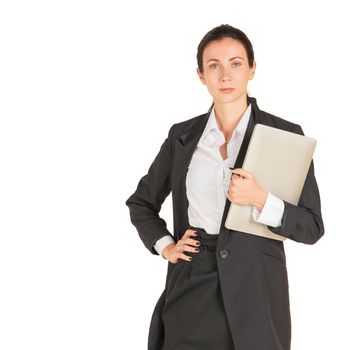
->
xmin=267 ymin=124 xmax=325 ymax=244
xmin=125 ymin=124 xmax=175 ymax=255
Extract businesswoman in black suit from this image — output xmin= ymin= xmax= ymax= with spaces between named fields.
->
xmin=126 ymin=24 xmax=324 ymax=350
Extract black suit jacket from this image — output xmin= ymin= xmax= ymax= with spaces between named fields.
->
xmin=125 ymin=95 xmax=325 ymax=350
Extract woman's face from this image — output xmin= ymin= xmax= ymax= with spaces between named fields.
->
xmin=197 ymin=37 xmax=256 ymax=105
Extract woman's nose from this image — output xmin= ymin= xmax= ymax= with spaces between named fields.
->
xmin=220 ymin=68 xmax=233 ymax=81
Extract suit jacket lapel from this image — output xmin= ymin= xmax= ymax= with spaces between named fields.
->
xmin=218 ymin=96 xmax=259 ymax=233
xmin=172 ymin=110 xmax=210 ymax=235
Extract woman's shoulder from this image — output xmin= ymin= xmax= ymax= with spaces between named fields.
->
xmin=172 ymin=112 xmax=207 ymax=129
xmin=166 ymin=112 xmax=208 ymax=137
xmin=259 ymin=108 xmax=303 ymax=135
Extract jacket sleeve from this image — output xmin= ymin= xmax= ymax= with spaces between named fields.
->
xmin=267 ymin=124 xmax=325 ymax=244
xmin=125 ymin=124 xmax=175 ymax=255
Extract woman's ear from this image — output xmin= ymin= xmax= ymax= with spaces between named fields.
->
xmin=249 ymin=61 xmax=257 ymax=80
xmin=197 ymin=67 xmax=206 ymax=85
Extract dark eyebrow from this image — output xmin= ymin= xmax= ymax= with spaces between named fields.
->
xmin=206 ymin=56 xmax=244 ymax=63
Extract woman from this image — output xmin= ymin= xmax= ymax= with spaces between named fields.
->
xmin=125 ymin=24 xmax=324 ymax=350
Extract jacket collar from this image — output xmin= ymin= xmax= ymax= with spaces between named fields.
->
xmin=178 ymin=95 xmax=260 ymax=147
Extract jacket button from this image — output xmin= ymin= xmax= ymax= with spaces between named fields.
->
xmin=219 ymin=249 xmax=229 ymax=259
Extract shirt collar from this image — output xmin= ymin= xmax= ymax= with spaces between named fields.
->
xmin=200 ymin=103 xmax=252 ymax=147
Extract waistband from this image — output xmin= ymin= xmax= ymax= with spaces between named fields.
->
xmin=187 ymin=225 xmax=218 ymax=251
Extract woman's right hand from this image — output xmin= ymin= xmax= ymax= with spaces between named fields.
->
xmin=162 ymin=229 xmax=201 ymax=264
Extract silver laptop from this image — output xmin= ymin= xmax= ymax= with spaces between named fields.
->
xmin=225 ymin=123 xmax=317 ymax=241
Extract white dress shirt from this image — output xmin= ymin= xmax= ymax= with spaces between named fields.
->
xmin=154 ymin=103 xmax=285 ymax=257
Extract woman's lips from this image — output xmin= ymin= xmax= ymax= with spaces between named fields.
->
xmin=220 ymin=88 xmax=235 ymax=93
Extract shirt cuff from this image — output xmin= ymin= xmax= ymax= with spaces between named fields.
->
xmin=252 ymin=192 xmax=285 ymax=227
xmin=154 ymin=235 xmax=176 ymax=259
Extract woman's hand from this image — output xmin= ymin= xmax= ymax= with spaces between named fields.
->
xmin=162 ymin=229 xmax=200 ymax=264
xmin=228 ymin=168 xmax=268 ymax=210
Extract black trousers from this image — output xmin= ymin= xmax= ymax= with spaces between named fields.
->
xmin=161 ymin=227 xmax=235 ymax=350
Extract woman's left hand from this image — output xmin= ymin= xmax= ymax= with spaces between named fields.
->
xmin=227 ymin=168 xmax=268 ymax=210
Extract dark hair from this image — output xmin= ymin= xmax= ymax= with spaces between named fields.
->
xmin=196 ymin=24 xmax=255 ymax=112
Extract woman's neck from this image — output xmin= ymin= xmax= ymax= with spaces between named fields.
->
xmin=213 ymin=95 xmax=248 ymax=142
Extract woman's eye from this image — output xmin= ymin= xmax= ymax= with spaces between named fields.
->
xmin=209 ymin=63 xmax=241 ymax=69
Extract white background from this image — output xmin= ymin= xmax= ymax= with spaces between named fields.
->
xmin=0 ymin=0 xmax=349 ymax=349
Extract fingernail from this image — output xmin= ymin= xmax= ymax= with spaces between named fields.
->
xmin=189 ymin=257 xmax=192 ymax=261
